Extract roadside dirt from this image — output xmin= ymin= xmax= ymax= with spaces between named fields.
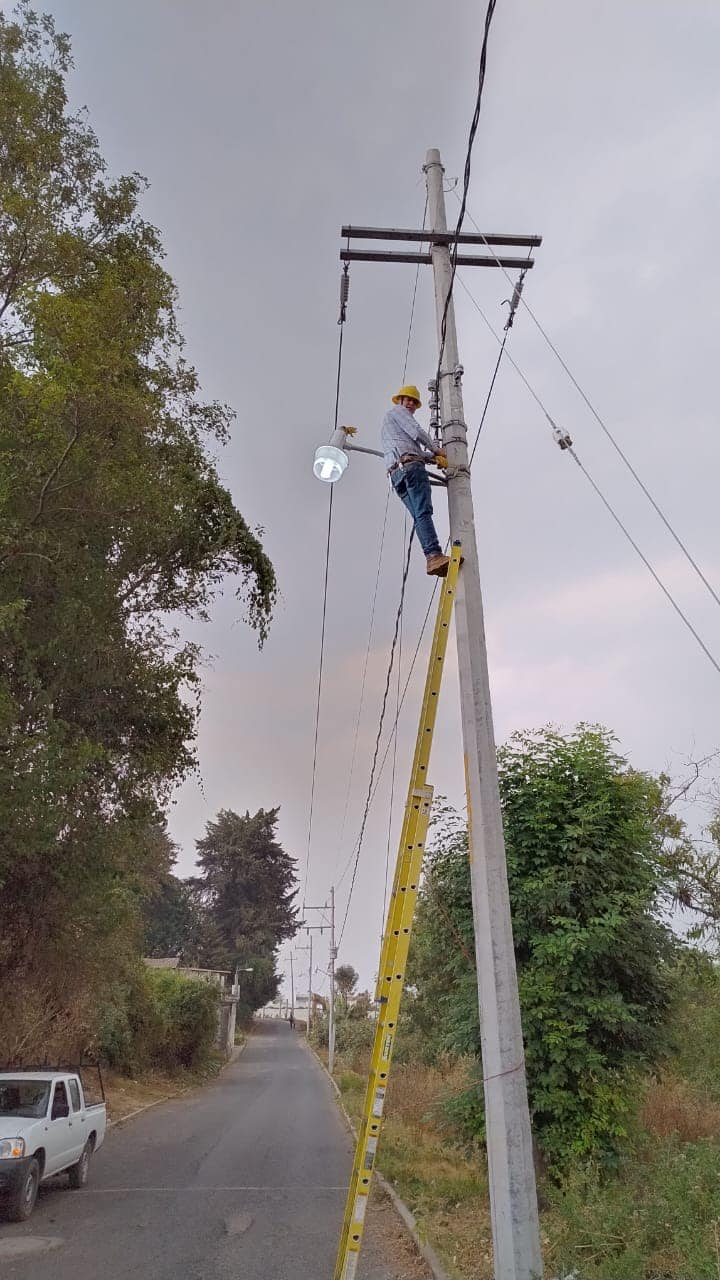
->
xmin=361 ymin=1183 xmax=434 ymax=1279
xmin=102 ymin=1069 xmax=191 ymax=1123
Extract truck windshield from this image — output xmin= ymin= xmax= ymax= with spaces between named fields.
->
xmin=0 ymin=1080 xmax=51 ymax=1118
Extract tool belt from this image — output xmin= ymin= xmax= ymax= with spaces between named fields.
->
xmin=388 ymin=452 xmax=425 ymax=475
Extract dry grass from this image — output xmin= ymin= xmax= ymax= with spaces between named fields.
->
xmin=641 ymin=1075 xmax=720 ymax=1142
xmin=333 ymin=1051 xmax=720 ymax=1280
xmin=387 ymin=1057 xmax=471 ymax=1130
xmin=103 ymin=1068 xmax=193 ymax=1123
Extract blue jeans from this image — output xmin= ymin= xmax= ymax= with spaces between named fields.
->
xmin=390 ymin=462 xmax=442 ymax=557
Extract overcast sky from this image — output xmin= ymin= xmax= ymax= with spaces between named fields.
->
xmin=50 ymin=0 xmax=720 ymax=995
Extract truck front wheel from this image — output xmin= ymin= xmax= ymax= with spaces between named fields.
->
xmin=6 ymin=1158 xmax=40 ymax=1221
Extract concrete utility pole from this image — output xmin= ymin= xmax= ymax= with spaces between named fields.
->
xmin=307 ymin=933 xmax=313 ymax=1034
xmin=328 ymin=885 xmax=337 ymax=1074
xmin=290 ymin=953 xmax=295 ymax=1023
xmin=424 ymin=148 xmax=542 ymax=1280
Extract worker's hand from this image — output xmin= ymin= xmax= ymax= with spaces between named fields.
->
xmin=342 ymin=425 xmax=358 ymax=436
xmin=434 ymin=451 xmax=449 ymax=469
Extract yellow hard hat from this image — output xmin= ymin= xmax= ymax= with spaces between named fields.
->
xmin=392 ymin=384 xmax=422 ymax=407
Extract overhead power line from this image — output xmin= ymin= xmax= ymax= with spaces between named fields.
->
xmin=457 ymin=273 xmax=720 ymax=678
xmin=455 ymin=191 xmax=720 ymax=614
xmin=402 ymin=195 xmax=428 ymax=383
xmin=303 ymin=485 xmax=333 ymax=911
xmin=434 ymin=0 xmax=498 ymax=392
xmin=338 ymin=533 xmax=414 ymax=945
xmin=303 ymin=271 xmax=350 ymax=909
xmin=336 ymin=490 xmax=391 ymax=858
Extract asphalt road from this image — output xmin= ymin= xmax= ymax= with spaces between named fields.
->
xmin=0 ymin=1021 xmax=424 ymax=1280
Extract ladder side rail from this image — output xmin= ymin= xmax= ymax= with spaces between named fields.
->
xmin=334 ymin=545 xmax=461 ymax=1280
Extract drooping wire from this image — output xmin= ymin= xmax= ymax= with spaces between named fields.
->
xmin=455 ymin=191 xmax=720 ymax=614
xmin=338 ymin=532 xmax=414 ymax=944
xmin=336 ymin=190 xmax=429 ymax=942
xmin=468 ymin=260 xmax=530 ymax=465
xmin=402 ymin=195 xmax=428 ymax=383
xmin=336 ymin=488 xmax=392 ymax=857
xmin=381 ymin=516 xmax=407 ymax=936
xmin=568 ymin=449 xmax=720 ymax=678
xmin=434 ymin=0 xmax=498 ymax=393
xmin=303 ymin=270 xmax=350 ymax=909
xmin=303 ymin=485 xmax=334 ymax=911
xmin=456 ymin=271 xmax=720 ymax=678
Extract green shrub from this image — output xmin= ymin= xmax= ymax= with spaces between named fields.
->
xmin=98 ymin=968 xmax=219 ymax=1073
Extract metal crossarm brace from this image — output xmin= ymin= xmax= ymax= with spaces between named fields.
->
xmin=333 ymin=543 xmax=462 ymax=1280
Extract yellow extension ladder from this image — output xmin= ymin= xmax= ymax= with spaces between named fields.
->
xmin=333 ymin=541 xmax=462 ymax=1280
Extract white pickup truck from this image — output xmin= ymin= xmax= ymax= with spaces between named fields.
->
xmin=0 ymin=1071 xmax=106 ymax=1221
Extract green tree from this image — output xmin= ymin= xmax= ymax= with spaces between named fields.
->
xmin=335 ymin=964 xmax=359 ymax=1008
xmin=194 ymin=808 xmax=298 ymax=1014
xmin=0 ymin=6 xmax=275 ymax=1057
xmin=409 ymin=726 xmax=681 ymax=1166
xmin=143 ymin=875 xmax=230 ymax=970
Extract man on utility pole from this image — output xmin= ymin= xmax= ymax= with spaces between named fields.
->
xmin=381 ymin=384 xmax=450 ymax=576
xmin=425 ymin=147 xmax=543 ymax=1278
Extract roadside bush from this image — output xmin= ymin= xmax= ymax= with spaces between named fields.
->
xmin=99 ymin=968 xmax=219 ymax=1073
xmin=148 ymin=970 xmax=219 ymax=1069
xmin=310 ymin=1011 xmax=375 ymax=1071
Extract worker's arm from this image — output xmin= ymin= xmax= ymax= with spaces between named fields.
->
xmin=414 ymin=422 xmax=444 ymax=459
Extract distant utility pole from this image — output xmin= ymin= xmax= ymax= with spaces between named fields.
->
xmin=308 ymin=933 xmax=313 ymax=1033
xmin=290 ymin=953 xmax=295 ymax=1023
xmin=295 ymin=939 xmax=313 ymax=1033
xmin=338 ymin=151 xmax=544 ymax=1279
xmin=329 ymin=886 xmax=337 ymax=1075
xmin=303 ymin=898 xmax=334 ymax=1047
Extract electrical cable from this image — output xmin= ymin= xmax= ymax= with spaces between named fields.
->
xmin=568 ymin=448 xmax=720 ymax=677
xmin=336 ymin=191 xmax=427 ymax=873
xmin=336 ymin=189 xmax=430 ymax=939
xmin=469 ymin=333 xmax=509 ymax=466
xmin=336 ymin=489 xmax=392 ymax=857
xmin=434 ymin=0 xmax=498 ymax=392
xmin=302 ymin=486 xmax=333 ymax=912
xmin=402 ymin=195 xmax=428 ymax=383
xmin=456 ymin=271 xmax=720 ymax=678
xmin=381 ymin=517 xmax=407 ymax=936
xmin=338 ymin=532 xmax=414 ymax=944
xmin=303 ymin=286 xmax=348 ymax=909
xmin=455 ymin=191 xmax=720 ymax=614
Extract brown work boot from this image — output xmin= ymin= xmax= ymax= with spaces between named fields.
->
xmin=426 ymin=553 xmax=450 ymax=577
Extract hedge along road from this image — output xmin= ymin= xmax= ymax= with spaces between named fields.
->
xmin=0 ymin=1020 xmax=430 ymax=1280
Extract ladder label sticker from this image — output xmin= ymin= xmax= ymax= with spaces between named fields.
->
xmin=343 ymin=1255 xmax=359 ymax=1280
xmin=372 ymin=1087 xmax=386 ymax=1118
xmin=352 ymin=1195 xmax=368 ymax=1223
xmin=382 ymin=1034 xmax=393 ymax=1059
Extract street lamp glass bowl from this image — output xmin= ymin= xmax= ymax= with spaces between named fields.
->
xmin=313 ymin=444 xmax=348 ymax=484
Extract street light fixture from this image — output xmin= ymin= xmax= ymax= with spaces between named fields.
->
xmin=313 ymin=427 xmax=350 ymax=484
xmin=312 ymin=421 xmax=445 ymax=487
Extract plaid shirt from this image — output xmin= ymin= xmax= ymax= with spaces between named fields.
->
xmin=380 ymin=405 xmax=438 ymax=470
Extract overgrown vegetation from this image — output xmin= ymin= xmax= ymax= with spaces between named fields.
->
xmin=100 ymin=969 xmax=221 ymax=1074
xmin=0 ymin=6 xmax=279 ymax=1066
xmin=328 ymin=961 xmax=720 ymax=1279
xmin=319 ymin=725 xmax=720 ymax=1277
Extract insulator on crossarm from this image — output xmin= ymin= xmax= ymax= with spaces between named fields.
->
xmin=338 ymin=266 xmax=350 ymax=324
xmin=504 ymin=274 xmax=525 ymax=330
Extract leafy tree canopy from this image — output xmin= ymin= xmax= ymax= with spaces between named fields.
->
xmin=0 ymin=5 xmax=276 ymax=1055
xmin=408 ymin=726 xmax=690 ymax=1166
